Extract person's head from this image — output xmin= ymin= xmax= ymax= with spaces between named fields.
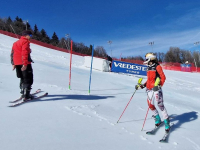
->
xmin=21 ymin=30 xmax=33 ymax=40
xmin=143 ymin=52 xmax=158 ymax=66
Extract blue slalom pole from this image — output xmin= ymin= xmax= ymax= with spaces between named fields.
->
xmin=88 ymin=45 xmax=94 ymax=95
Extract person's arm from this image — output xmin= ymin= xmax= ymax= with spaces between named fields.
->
xmin=11 ymin=49 xmax=14 ymax=65
xmin=11 ymin=45 xmax=15 ymax=70
xmin=21 ymin=41 xmax=29 ymax=71
xmin=156 ymin=65 xmax=166 ymax=86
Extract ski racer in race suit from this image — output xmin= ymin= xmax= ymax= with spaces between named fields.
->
xmin=135 ymin=53 xmax=170 ymax=131
xmin=11 ymin=30 xmax=34 ymax=100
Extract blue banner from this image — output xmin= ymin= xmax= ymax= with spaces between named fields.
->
xmin=111 ymin=60 xmax=147 ymax=76
xmin=181 ymin=63 xmax=192 ymax=72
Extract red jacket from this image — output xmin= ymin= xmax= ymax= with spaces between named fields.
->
xmin=11 ymin=37 xmax=32 ymax=66
xmin=145 ymin=64 xmax=166 ymax=89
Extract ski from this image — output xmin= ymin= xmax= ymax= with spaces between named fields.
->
xmin=146 ymin=122 xmax=164 ymax=135
xmin=159 ymin=123 xmax=174 ymax=143
xmin=9 ymin=89 xmax=41 ymax=103
xmin=8 ymin=92 xmax=48 ymax=107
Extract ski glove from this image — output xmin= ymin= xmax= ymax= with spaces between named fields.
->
xmin=153 ymin=85 xmax=161 ymax=91
xmin=135 ymin=84 xmax=145 ymax=90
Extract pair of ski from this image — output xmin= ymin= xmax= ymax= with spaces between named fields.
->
xmin=9 ymin=89 xmax=48 ymax=107
xmin=146 ymin=122 xmax=173 ymax=143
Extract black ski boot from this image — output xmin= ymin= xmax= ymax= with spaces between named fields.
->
xmin=20 ymin=88 xmax=24 ymax=98
xmin=23 ymin=88 xmax=33 ymax=101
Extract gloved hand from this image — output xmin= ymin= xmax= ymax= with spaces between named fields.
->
xmin=153 ymin=85 xmax=161 ymax=91
xmin=135 ymin=84 xmax=145 ymax=90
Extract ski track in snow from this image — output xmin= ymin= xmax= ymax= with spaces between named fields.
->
xmin=38 ymin=82 xmax=181 ymax=147
xmin=183 ymin=137 xmax=200 ymax=150
xmin=64 ymin=104 xmax=180 ymax=147
xmin=136 ymin=105 xmax=145 ymax=111
xmin=64 ymin=105 xmax=116 ymax=126
xmin=64 ymin=104 xmax=140 ymax=136
xmin=166 ymin=77 xmax=200 ymax=93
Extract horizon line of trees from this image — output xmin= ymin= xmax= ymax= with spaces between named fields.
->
xmin=123 ymin=47 xmax=200 ymax=67
xmin=0 ymin=16 xmax=108 ymax=58
xmin=0 ymin=16 xmax=200 ymax=67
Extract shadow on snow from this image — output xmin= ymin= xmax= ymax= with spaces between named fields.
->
xmin=30 ymin=94 xmax=115 ymax=102
xmin=164 ymin=111 xmax=198 ymax=142
xmin=170 ymin=111 xmax=198 ymax=132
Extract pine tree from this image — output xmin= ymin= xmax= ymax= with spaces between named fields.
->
xmin=33 ymin=24 xmax=38 ymax=35
xmin=18 ymin=18 xmax=23 ymax=23
xmin=51 ymin=32 xmax=59 ymax=46
xmin=15 ymin=16 xmax=20 ymax=22
xmin=41 ymin=29 xmax=47 ymax=38
xmin=6 ymin=16 xmax=12 ymax=24
xmin=14 ymin=16 xmax=25 ymax=34
xmin=32 ymin=24 xmax=40 ymax=40
xmin=26 ymin=22 xmax=31 ymax=30
xmin=40 ymin=29 xmax=50 ymax=43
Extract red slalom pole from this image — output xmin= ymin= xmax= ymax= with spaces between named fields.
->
xmin=117 ymin=89 xmax=137 ymax=123
xmin=69 ymin=40 xmax=73 ymax=90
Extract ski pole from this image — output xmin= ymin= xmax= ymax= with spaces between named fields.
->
xmin=141 ymin=77 xmax=160 ymax=131
xmin=117 ymin=78 xmax=143 ymax=123
xmin=141 ymin=93 xmax=154 ymax=131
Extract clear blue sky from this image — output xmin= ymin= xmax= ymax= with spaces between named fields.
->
xmin=1 ymin=0 xmax=200 ymax=58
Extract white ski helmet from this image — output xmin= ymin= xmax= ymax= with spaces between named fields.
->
xmin=143 ymin=52 xmax=157 ymax=64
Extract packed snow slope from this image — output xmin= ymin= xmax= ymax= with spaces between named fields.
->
xmin=0 ymin=34 xmax=199 ymax=150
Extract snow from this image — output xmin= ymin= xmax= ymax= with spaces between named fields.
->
xmin=0 ymin=33 xmax=200 ymax=150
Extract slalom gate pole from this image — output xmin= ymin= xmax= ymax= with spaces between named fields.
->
xmin=69 ymin=40 xmax=73 ymax=90
xmin=141 ymin=77 xmax=160 ymax=131
xmin=117 ymin=78 xmax=143 ymax=123
xmin=88 ymin=45 xmax=94 ymax=95
xmin=117 ymin=89 xmax=137 ymax=123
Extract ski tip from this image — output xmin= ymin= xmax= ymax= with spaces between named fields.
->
xmin=146 ymin=132 xmax=154 ymax=135
xmin=36 ymin=89 xmax=41 ymax=92
xmin=159 ymin=140 xmax=167 ymax=143
xmin=146 ymin=132 xmax=151 ymax=135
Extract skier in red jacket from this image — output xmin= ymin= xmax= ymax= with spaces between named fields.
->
xmin=11 ymin=30 xmax=34 ymax=101
xmin=135 ymin=53 xmax=170 ymax=132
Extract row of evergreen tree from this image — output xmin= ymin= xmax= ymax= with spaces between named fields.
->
xmin=0 ymin=16 xmax=108 ymax=58
xmin=0 ymin=16 xmax=200 ymax=67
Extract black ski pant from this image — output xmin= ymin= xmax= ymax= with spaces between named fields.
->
xmin=15 ymin=64 xmax=33 ymax=90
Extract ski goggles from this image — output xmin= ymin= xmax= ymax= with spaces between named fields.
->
xmin=143 ymin=58 xmax=151 ymax=64
xmin=29 ymin=34 xmax=33 ymax=38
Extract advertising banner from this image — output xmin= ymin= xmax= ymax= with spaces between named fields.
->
xmin=181 ymin=64 xmax=192 ymax=72
xmin=111 ymin=60 xmax=147 ymax=76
